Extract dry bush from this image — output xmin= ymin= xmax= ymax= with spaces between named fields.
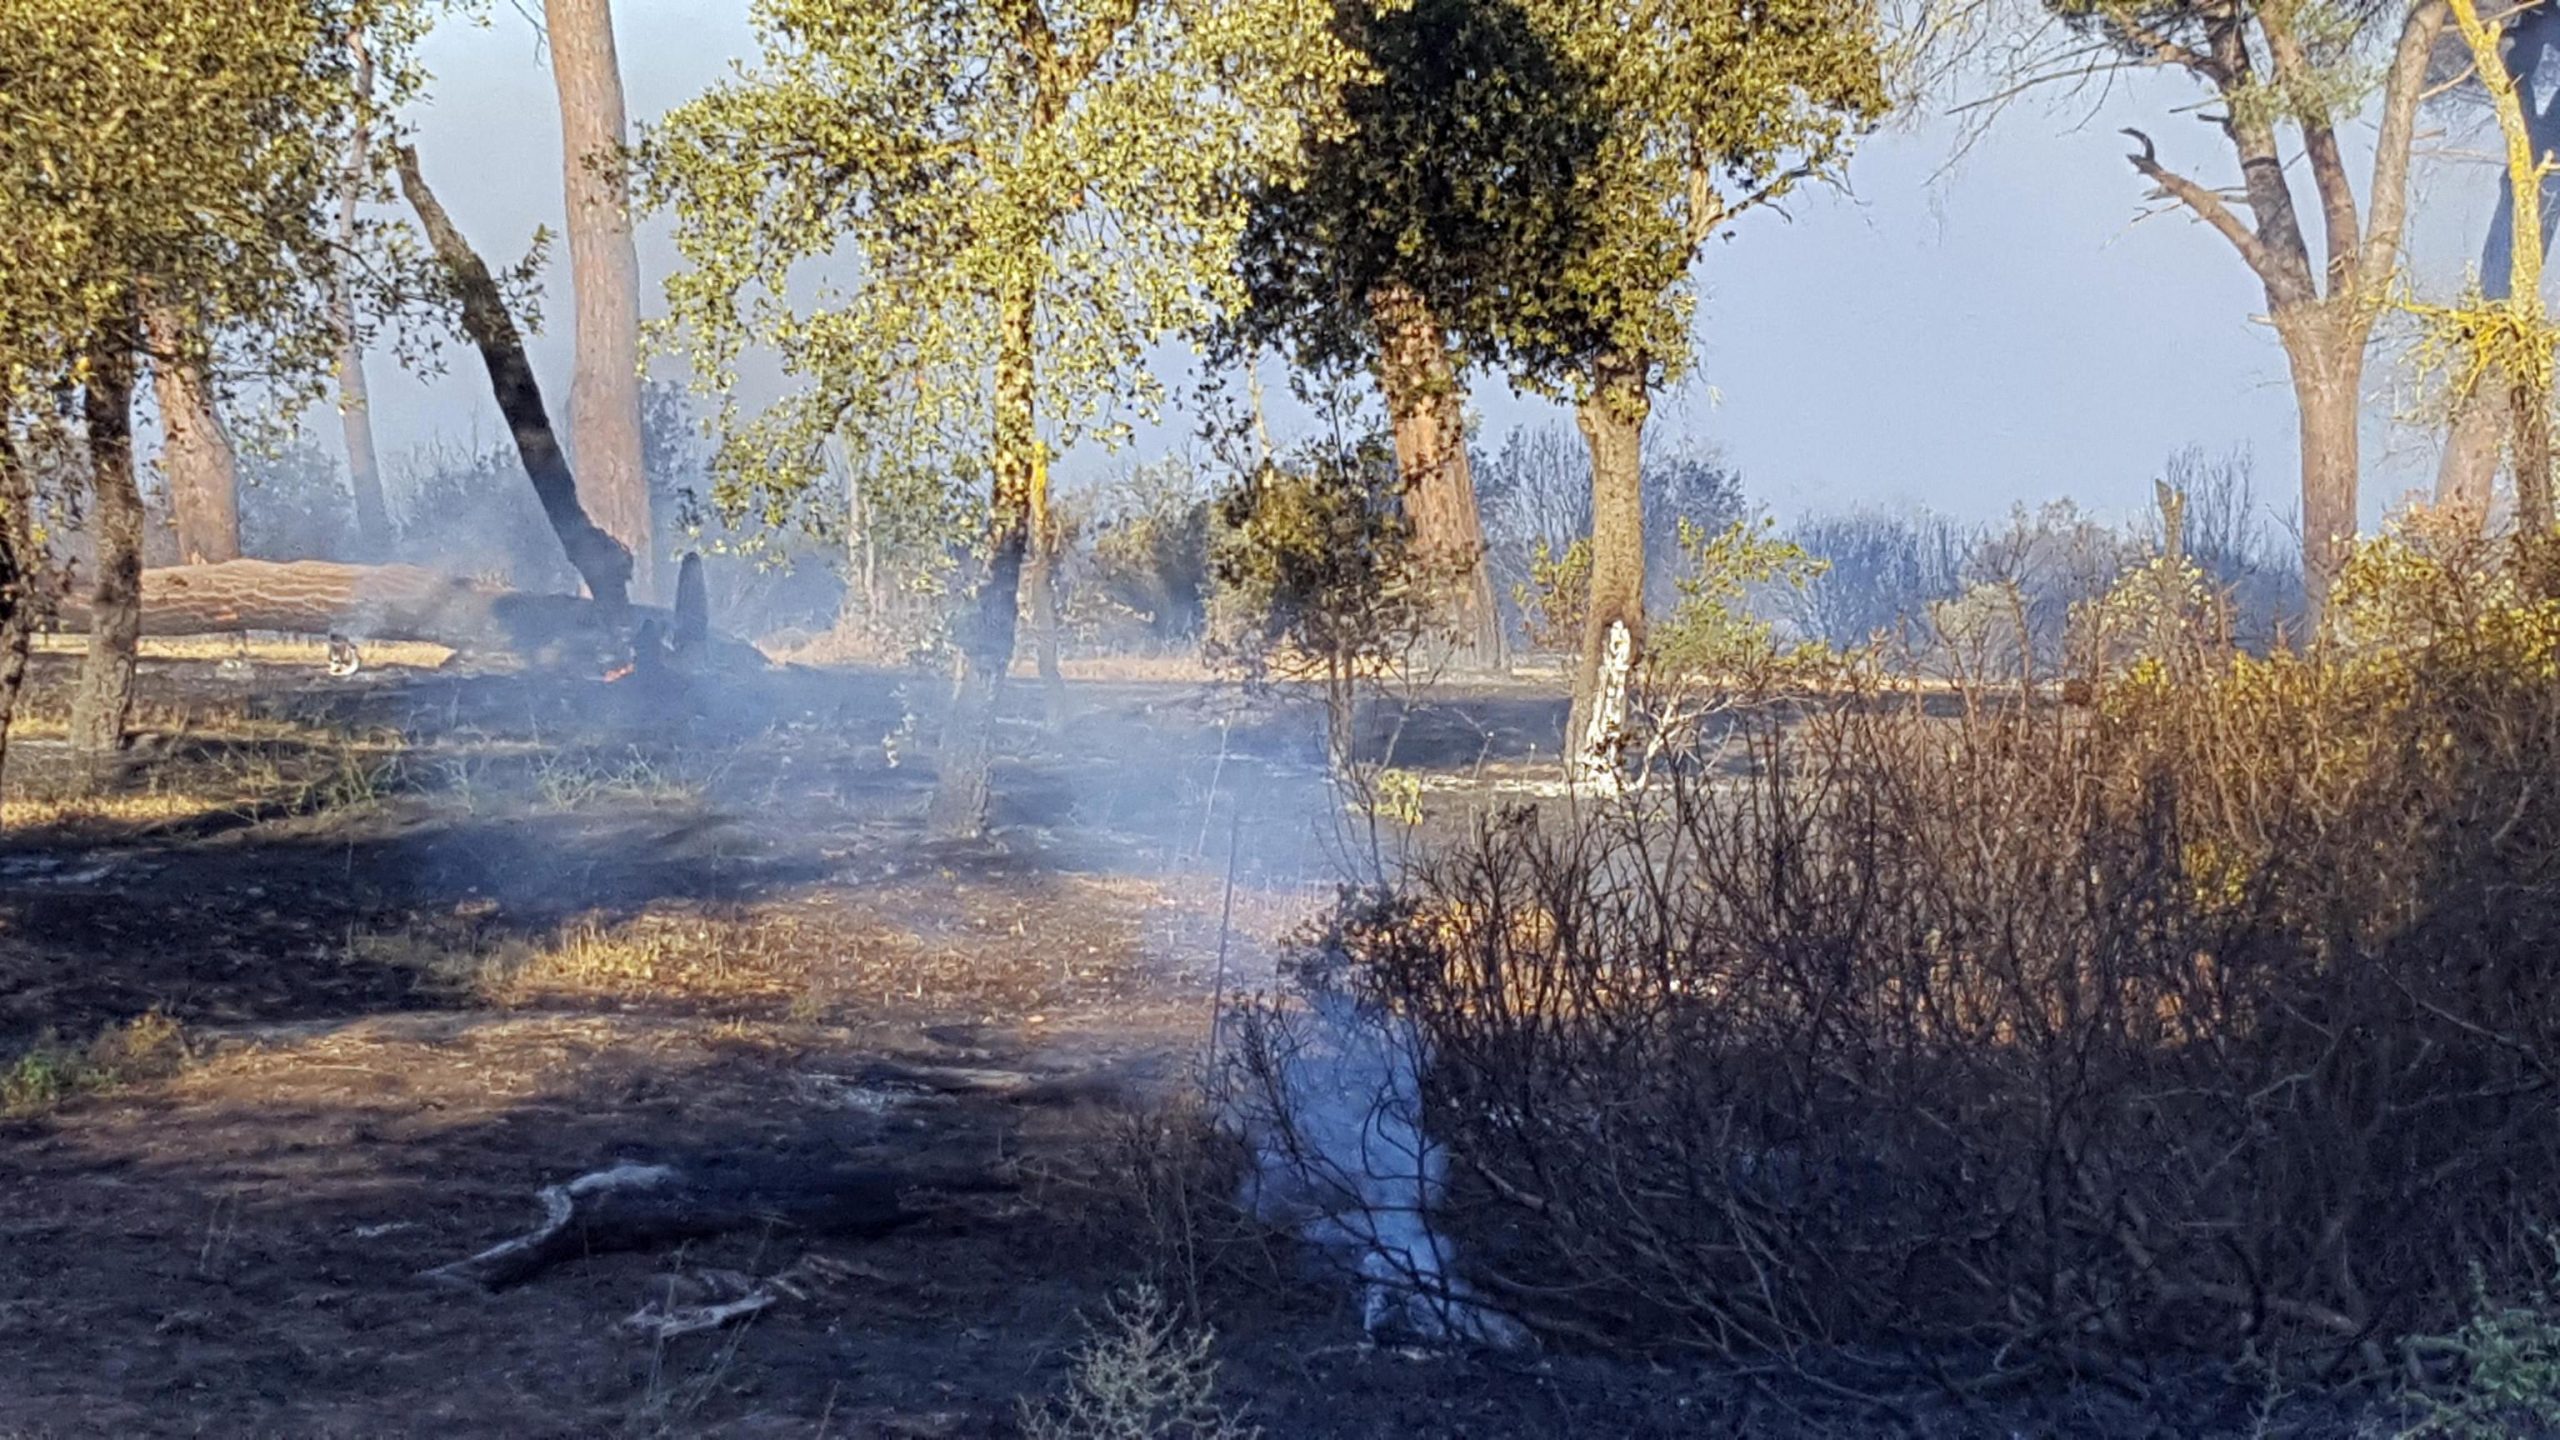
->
xmin=1040 ymin=1096 xmax=1296 ymax=1322
xmin=1319 ymin=518 xmax=2560 ymax=1384
xmin=1019 ymin=1283 xmax=1258 ymax=1440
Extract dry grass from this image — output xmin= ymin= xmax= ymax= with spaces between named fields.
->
xmin=0 ymin=1011 xmax=189 ymax=1117
xmin=0 ymin=731 xmax=404 ymax=834
xmin=28 ymin=634 xmax=455 ymax=669
xmin=420 ymin=911 xmax=857 ymax=1013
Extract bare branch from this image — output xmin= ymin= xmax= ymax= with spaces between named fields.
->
xmin=2362 ymin=0 xmax=2457 ymax=293
xmin=2122 ymin=128 xmax=2293 ymax=290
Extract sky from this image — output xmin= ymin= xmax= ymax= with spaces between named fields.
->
xmin=373 ymin=2 xmax=2511 ymax=534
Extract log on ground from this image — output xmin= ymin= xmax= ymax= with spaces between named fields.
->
xmin=420 ymin=1158 xmax=987 ymax=1291
xmin=44 ymin=559 xmax=757 ymax=669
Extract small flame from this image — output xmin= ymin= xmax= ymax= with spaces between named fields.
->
xmin=602 ymin=664 xmax=635 ymax=683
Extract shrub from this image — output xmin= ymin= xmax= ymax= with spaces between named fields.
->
xmin=1311 ymin=519 xmax=2560 ymax=1383
xmin=1019 ymin=1283 xmax=1257 ymax=1440
xmin=1084 ymin=458 xmax=1220 ymax=645
xmin=1209 ymin=434 xmax=1443 ymax=770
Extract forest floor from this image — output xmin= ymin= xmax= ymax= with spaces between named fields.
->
xmin=0 ymin=643 xmax=2388 ymax=1438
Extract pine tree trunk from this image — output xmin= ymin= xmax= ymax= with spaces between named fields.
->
xmin=2280 ymin=316 xmax=2363 ymax=624
xmin=1368 ymin=282 xmax=1501 ymax=670
xmin=1026 ymin=451 xmax=1065 ymax=717
xmin=72 ymin=337 xmax=144 ymax=790
xmin=927 ymin=280 xmax=1037 ymax=841
xmin=141 ymin=304 xmax=241 ymax=565
xmin=335 ymin=28 xmax=393 ymax=556
xmin=1568 ymin=356 xmax=1647 ymax=781
xmin=544 ymin=0 xmax=653 ymax=598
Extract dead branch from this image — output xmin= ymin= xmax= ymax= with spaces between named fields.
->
xmin=420 ymin=1159 xmax=992 ymax=1292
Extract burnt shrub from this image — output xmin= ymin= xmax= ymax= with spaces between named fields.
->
xmin=1324 ymin=516 xmax=2560 ymax=1383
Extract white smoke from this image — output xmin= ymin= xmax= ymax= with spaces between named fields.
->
xmin=1226 ymin=985 xmax=1529 ymax=1351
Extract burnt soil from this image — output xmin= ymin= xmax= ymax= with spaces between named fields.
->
xmin=0 ymin=652 xmax=2388 ymax=1438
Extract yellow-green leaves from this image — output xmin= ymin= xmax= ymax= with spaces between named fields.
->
xmin=0 ymin=0 xmax=396 ymax=408
xmin=639 ymin=0 xmax=1374 ymax=527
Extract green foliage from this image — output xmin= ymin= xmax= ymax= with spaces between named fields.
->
xmin=0 ymin=0 xmax=427 ymax=406
xmin=640 ymin=0 xmax=1372 ymax=527
xmin=1084 ymin=458 xmax=1221 ymax=643
xmin=2404 ymin=1243 xmax=2560 ymax=1440
xmin=1649 ymin=515 xmax=1828 ymax=678
xmin=1208 ymin=433 xmax=1438 ymax=691
xmin=1512 ymin=536 xmax=1593 ymax=651
xmin=1235 ymin=0 xmax=1890 ymax=397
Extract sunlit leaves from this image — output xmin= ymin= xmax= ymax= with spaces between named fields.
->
xmin=638 ymin=0 xmax=1373 ymax=530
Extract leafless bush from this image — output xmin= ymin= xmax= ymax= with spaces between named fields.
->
xmin=1312 ymin=538 xmax=2560 ymax=1383
xmin=1019 ymin=1283 xmax=1258 ymax=1440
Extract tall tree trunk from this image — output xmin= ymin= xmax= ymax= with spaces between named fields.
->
xmin=397 ymin=144 xmax=633 ymax=617
xmin=335 ymin=26 xmax=393 ymax=555
xmin=0 ymin=431 xmax=40 ymax=793
xmin=141 ymin=305 xmax=241 ymax=565
xmin=2435 ymin=24 xmax=2560 ymax=529
xmin=544 ymin=0 xmax=653 ymax=598
xmin=1024 ymin=450 xmax=1066 ymax=721
xmin=1568 ymin=354 xmax=1648 ymax=781
xmin=72 ymin=336 xmax=143 ymax=791
xmin=927 ymin=280 xmax=1037 ymax=841
xmin=2439 ymin=385 xmax=2504 ymax=525
xmin=1368 ymin=281 xmax=1501 ymax=670
xmin=2279 ymin=314 xmax=2362 ymax=622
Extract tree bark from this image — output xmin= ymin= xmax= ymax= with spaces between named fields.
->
xmin=1369 ymin=281 xmax=1502 ymax=670
xmin=334 ymin=28 xmax=393 ymax=555
xmin=1026 ymin=448 xmax=1065 ymax=715
xmin=1567 ymin=354 xmax=1648 ymax=779
xmin=396 ymin=144 xmax=634 ymax=618
xmin=926 ymin=279 xmax=1037 ymax=841
xmin=2279 ymin=314 xmax=2363 ymax=618
xmin=0 ymin=432 xmax=40 ymax=792
xmin=2439 ymin=383 xmax=2504 ymax=525
xmin=2435 ymin=12 xmax=2560 ymax=529
xmin=140 ymin=305 xmax=241 ymax=565
xmin=72 ymin=336 xmax=144 ymax=789
xmin=544 ymin=0 xmax=653 ymax=599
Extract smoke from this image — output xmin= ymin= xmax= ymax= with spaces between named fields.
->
xmin=1225 ymin=979 xmax=1529 ymax=1350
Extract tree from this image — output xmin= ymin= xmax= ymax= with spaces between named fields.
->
xmin=2052 ymin=0 xmax=2448 ymax=615
xmin=544 ymin=0 xmax=654 ymax=596
xmin=2428 ymin=0 xmax=2560 ymax=528
xmin=0 ymin=0 xmax=391 ymax=785
xmin=1525 ymin=0 xmax=1889 ymax=777
xmin=334 ymin=25 xmax=395 ymax=555
xmin=1229 ymin=0 xmax=1613 ymax=670
xmin=398 ymin=144 xmax=634 ymax=614
xmin=643 ymin=0 xmax=1367 ymax=839
xmin=142 ymin=303 xmax=242 ymax=565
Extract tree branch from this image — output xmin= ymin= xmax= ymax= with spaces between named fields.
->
xmin=2361 ymin=0 xmax=2456 ymax=294
xmin=2258 ymin=6 xmax=2361 ymax=288
xmin=2121 ymin=128 xmax=2293 ymax=290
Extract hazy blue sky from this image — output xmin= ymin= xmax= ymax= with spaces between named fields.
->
xmin=376 ymin=2 xmax=2506 ymax=531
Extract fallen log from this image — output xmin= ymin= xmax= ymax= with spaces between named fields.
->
xmin=44 ymin=559 xmax=762 ymax=671
xmin=422 ymin=1159 xmax=958 ymax=1292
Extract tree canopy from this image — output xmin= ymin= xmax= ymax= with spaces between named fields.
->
xmin=0 ymin=0 xmax=417 ymax=405
xmin=641 ymin=0 xmax=1372 ymax=518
